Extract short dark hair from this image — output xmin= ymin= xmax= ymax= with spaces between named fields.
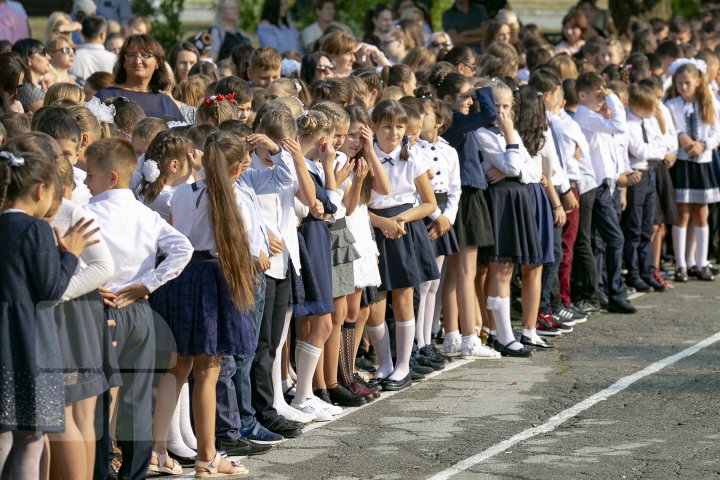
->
xmin=32 ymin=107 xmax=82 ymax=143
xmin=82 ymin=16 xmax=107 ymax=41
xmin=186 ymin=123 xmax=219 ymax=150
xmin=529 ymin=66 xmax=562 ymax=94
xmin=0 ymin=112 xmax=30 ymax=137
xmin=575 ymin=71 xmax=606 ymax=94
xmin=214 ymin=76 xmax=253 ymax=104
xmin=656 ymin=40 xmax=683 ymax=60
xmin=85 ymin=137 xmax=137 ymax=182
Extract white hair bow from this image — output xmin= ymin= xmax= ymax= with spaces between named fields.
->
xmin=142 ymin=159 xmax=161 ymax=182
xmin=84 ymin=97 xmax=116 ymax=124
xmin=668 ymin=58 xmax=708 ymax=77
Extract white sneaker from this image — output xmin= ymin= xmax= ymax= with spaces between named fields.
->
xmin=461 ymin=337 xmax=501 ymax=360
xmin=311 ymin=396 xmax=342 ymax=416
xmin=276 ymin=401 xmax=315 ymax=424
xmin=291 ymin=399 xmax=332 ymax=422
xmin=443 ymin=334 xmax=462 ymax=356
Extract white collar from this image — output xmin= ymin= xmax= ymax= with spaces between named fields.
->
xmin=89 ymin=188 xmax=136 ymax=203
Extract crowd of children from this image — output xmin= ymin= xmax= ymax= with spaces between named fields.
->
xmin=2 ymin=4 xmax=720 ymax=479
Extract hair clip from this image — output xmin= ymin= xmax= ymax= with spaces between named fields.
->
xmin=402 ymin=134 xmax=409 ymax=146
xmin=167 ymin=121 xmax=189 ymax=128
xmin=300 ymin=109 xmax=309 ymax=116
xmin=84 ymin=97 xmax=116 ymax=124
xmin=537 ymin=91 xmax=544 ymax=97
xmin=0 ymin=151 xmax=24 ymax=167
xmin=142 ymin=159 xmax=161 ymax=182
xmin=436 ymin=71 xmax=448 ymax=87
xmin=513 ymin=86 xmax=520 ymax=93
xmin=293 ymin=78 xmax=302 ymax=93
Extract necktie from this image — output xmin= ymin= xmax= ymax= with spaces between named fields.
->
xmin=549 ymin=121 xmax=565 ymax=169
xmin=641 ymin=120 xmax=648 ymax=144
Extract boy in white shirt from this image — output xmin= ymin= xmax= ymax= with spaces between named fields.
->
xmin=84 ymin=138 xmax=192 ymax=479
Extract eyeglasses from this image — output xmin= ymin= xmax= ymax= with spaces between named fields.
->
xmin=461 ymin=61 xmax=476 ymax=71
xmin=430 ymin=41 xmax=450 ymax=49
xmin=31 ymin=48 xmax=47 ymax=57
xmin=316 ymin=62 xmax=336 ymax=72
xmin=14 ymin=82 xmax=24 ymax=90
xmin=52 ymin=47 xmax=74 ymax=55
xmin=126 ymin=52 xmax=155 ymax=61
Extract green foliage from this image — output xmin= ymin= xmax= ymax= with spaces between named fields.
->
xmin=430 ymin=0 xmax=452 ymax=32
xmin=671 ymin=0 xmax=702 ymax=17
xmin=131 ymin=0 xmax=185 ymax=52
xmin=239 ymin=1 xmax=263 ymax=33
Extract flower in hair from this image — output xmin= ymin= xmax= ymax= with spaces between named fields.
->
xmin=0 ymin=151 xmax=24 ymax=167
xmin=203 ymin=98 xmax=212 ymax=105
xmin=142 ymin=159 xmax=161 ymax=183
xmin=84 ymin=97 xmax=116 ymax=124
xmin=437 ymin=71 xmax=448 ymax=87
xmin=226 ymin=93 xmax=235 ymax=101
xmin=167 ymin=121 xmax=189 ymax=128
xmin=537 ymin=91 xmax=544 ymax=97
xmin=293 ymin=79 xmax=302 ymax=93
xmin=216 ymin=94 xmax=225 ymax=101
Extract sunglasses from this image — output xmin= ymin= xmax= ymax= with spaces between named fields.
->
xmin=316 ymin=62 xmax=336 ymax=72
xmin=430 ymin=41 xmax=450 ymax=49
xmin=31 ymin=48 xmax=47 ymax=56
xmin=53 ymin=47 xmax=74 ymax=55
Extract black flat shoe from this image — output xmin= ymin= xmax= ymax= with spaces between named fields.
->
xmin=215 ymin=438 xmax=272 ymax=456
xmin=264 ymin=416 xmax=303 ymax=439
xmin=520 ymin=335 xmax=555 ymax=350
xmin=382 ymin=374 xmax=412 ymax=391
xmin=410 ymin=369 xmax=427 ymax=381
xmin=313 ymin=388 xmax=332 ymax=404
xmin=409 ymin=357 xmax=433 ymax=375
xmin=368 ymin=377 xmax=385 ymax=389
xmin=494 ymin=341 xmax=533 ymax=357
xmin=355 ymin=356 xmax=377 ymax=372
xmin=167 ymin=449 xmax=195 ymax=467
xmin=696 ymin=265 xmax=715 ymax=281
xmin=674 ymin=267 xmax=689 ymax=283
xmin=327 ymin=384 xmax=367 ymax=407
xmin=607 ymin=298 xmax=636 ymax=314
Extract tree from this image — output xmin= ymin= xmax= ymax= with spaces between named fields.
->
xmin=131 ymin=0 xmax=185 ymax=52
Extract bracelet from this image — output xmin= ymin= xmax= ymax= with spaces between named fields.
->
xmin=553 ymin=205 xmax=563 ymax=210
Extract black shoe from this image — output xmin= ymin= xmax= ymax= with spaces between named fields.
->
xmin=419 ymin=344 xmax=450 ymax=364
xmin=696 ymin=265 xmax=715 ymax=281
xmin=642 ymin=275 xmax=666 ymax=292
xmin=167 ymin=449 xmax=196 ymax=467
xmin=327 ymin=384 xmax=367 ymax=407
xmin=264 ymin=416 xmax=303 ymax=439
xmin=410 ymin=369 xmax=426 ymax=381
xmin=596 ymin=291 xmax=609 ymax=308
xmin=687 ymin=265 xmax=699 ymax=277
xmin=494 ymin=341 xmax=533 ymax=357
xmin=575 ymin=299 xmax=600 ymax=313
xmin=607 ymin=297 xmax=636 ymax=314
xmin=433 ymin=330 xmax=444 ymax=344
xmin=313 ymin=388 xmax=332 ymax=405
xmin=382 ymin=373 xmax=412 ymax=391
xmin=354 ymin=356 xmax=376 ymax=372
xmin=215 ymin=438 xmax=272 ymax=456
xmin=486 ymin=334 xmax=496 ymax=348
xmin=416 ymin=352 xmax=445 ymax=371
xmin=409 ymin=357 xmax=433 ymax=375
xmin=520 ymin=335 xmax=555 ymax=350
xmin=674 ymin=267 xmax=689 ymax=283
xmin=367 ymin=377 xmax=385 ymax=389
xmin=708 ymin=263 xmax=720 ymax=275
xmin=568 ymin=303 xmax=590 ymax=318
xmin=626 ymin=277 xmax=651 ymax=292
xmin=364 ymin=349 xmax=378 ymax=364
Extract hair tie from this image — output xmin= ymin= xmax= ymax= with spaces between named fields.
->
xmin=537 ymin=91 xmax=543 ymax=97
xmin=513 ymin=87 xmax=520 ymax=93
xmin=293 ymin=78 xmax=302 ymax=93
xmin=402 ymin=135 xmax=409 ymax=146
xmin=0 ymin=151 xmax=24 ymax=167
xmin=142 ymin=159 xmax=161 ymax=182
xmin=84 ymin=97 xmax=116 ymax=124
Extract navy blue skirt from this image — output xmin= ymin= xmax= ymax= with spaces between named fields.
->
xmin=482 ymin=178 xmax=543 ymax=265
xmin=526 ymin=183 xmax=555 ymax=265
xmin=370 ymin=203 xmax=441 ymax=291
xmin=650 ymin=160 xmax=677 ymax=225
xmin=671 ymin=158 xmax=720 ymax=204
xmin=454 ymin=186 xmax=494 ymax=248
xmin=294 ymin=219 xmax=334 ymax=317
xmin=150 ymin=251 xmax=255 ymax=357
xmin=425 ymin=192 xmax=460 ymax=257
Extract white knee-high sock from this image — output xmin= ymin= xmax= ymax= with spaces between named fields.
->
xmin=673 ymin=226 xmax=688 ymax=269
xmin=292 ymin=341 xmax=322 ymax=404
xmin=366 ymin=323 xmax=394 ymax=379
xmin=487 ymin=296 xmax=521 ymax=350
xmin=272 ymin=309 xmax=293 ymax=410
xmin=416 ymin=281 xmax=433 ymax=348
xmin=178 ymin=383 xmax=196 ymax=450
xmin=423 ymin=278 xmax=441 ymax=346
xmin=389 ymin=319 xmax=415 ymax=380
xmin=695 ymin=225 xmax=709 ymax=268
xmin=166 ymin=396 xmax=194 ymax=457
xmin=686 ymin=224 xmax=697 ymax=268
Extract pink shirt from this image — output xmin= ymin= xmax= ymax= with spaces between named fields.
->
xmin=0 ymin=2 xmax=29 ymax=43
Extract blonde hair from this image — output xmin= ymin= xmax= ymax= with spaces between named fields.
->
xmin=667 ymin=64 xmax=715 ymax=125
xmin=45 ymin=12 xmax=74 ymax=42
xmin=547 ymin=54 xmax=579 ymax=80
xmin=196 ymin=97 xmax=238 ymax=126
xmin=44 ymin=83 xmax=85 ymax=106
xmin=174 ymin=75 xmax=209 ymax=108
xmin=68 ymin=105 xmax=112 ymax=141
xmin=402 ymin=47 xmax=437 ymax=72
xmin=297 ymin=110 xmax=333 ymax=143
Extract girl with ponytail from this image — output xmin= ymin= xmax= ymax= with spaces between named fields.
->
xmin=148 ymin=131 xmax=257 ymax=477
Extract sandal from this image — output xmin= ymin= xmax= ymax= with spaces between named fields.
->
xmin=195 ymin=451 xmax=248 ymax=478
xmin=148 ymin=451 xmax=183 ymax=475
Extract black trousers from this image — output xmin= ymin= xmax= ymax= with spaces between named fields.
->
xmin=251 ymin=274 xmax=291 ymax=423
xmin=571 ymin=187 xmax=598 ymax=302
xmin=623 ymin=170 xmax=656 ymax=281
xmin=592 ymin=184 xmax=626 ymax=302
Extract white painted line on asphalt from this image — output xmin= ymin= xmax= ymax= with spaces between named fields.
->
xmin=427 ymin=330 xmax=720 ymax=480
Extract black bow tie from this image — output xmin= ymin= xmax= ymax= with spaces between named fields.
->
xmin=382 ymin=156 xmax=394 ymax=166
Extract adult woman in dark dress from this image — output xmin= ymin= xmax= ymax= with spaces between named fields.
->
xmin=94 ymin=35 xmax=184 ymax=121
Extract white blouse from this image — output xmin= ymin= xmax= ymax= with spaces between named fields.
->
xmin=664 ymin=96 xmax=720 ymax=164
xmin=368 ymin=144 xmax=427 ymax=209
xmin=474 ymin=127 xmax=541 ymax=184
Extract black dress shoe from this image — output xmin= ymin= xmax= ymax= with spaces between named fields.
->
xmin=486 ymin=334 xmax=496 ymax=348
xmin=607 ymin=297 xmax=636 ymax=314
xmin=409 ymin=357 xmax=433 ymax=374
xmin=494 ymin=341 xmax=533 ymax=357
xmin=167 ymin=449 xmax=196 ymax=467
xmin=696 ymin=265 xmax=715 ymax=281
xmin=327 ymin=384 xmax=367 ymax=407
xmin=520 ymin=335 xmax=555 ymax=350
xmin=674 ymin=267 xmax=689 ymax=282
xmin=410 ymin=369 xmax=426 ymax=381
xmin=264 ymin=417 xmax=303 ymax=439
xmin=416 ymin=352 xmax=445 ymax=371
xmin=215 ymin=438 xmax=272 ymax=456
xmin=368 ymin=377 xmax=385 ymax=389
xmin=687 ymin=265 xmax=699 ymax=277
xmin=382 ymin=373 xmax=412 ymax=391
xmin=626 ymin=278 xmax=651 ymax=292
xmin=313 ymin=388 xmax=332 ymax=404
xmin=355 ymin=356 xmax=377 ymax=372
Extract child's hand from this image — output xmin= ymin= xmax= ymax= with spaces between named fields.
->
xmin=268 ymin=235 xmax=283 ymax=256
xmin=55 ymin=218 xmax=100 ymax=258
xmin=256 ymin=251 xmax=271 ymax=272
xmin=687 ymin=141 xmax=704 ymax=157
xmin=664 ymin=153 xmax=677 ymax=167
xmin=426 ymin=168 xmax=435 ymax=180
xmin=540 ymin=173 xmax=549 ymax=188
xmin=98 ymin=286 xmax=116 ymax=307
xmin=616 ymin=173 xmax=628 ymax=188
xmin=562 ymin=191 xmax=579 ymax=212
xmin=626 ymin=171 xmax=642 ymax=186
xmin=310 ymin=199 xmax=325 ymax=218
xmin=381 ymin=217 xmax=406 ymax=239
xmin=678 ymin=133 xmax=693 ymax=150
xmin=620 ymin=189 xmax=627 ymax=212
xmin=553 ymin=206 xmax=567 ymax=227
xmin=485 ymin=166 xmax=506 ymax=184
xmin=354 ymin=158 xmax=370 ymax=180
xmin=113 ymin=283 xmax=150 ymax=309
xmin=573 ymin=143 xmax=582 ymax=161
xmin=334 ymin=157 xmax=355 ymax=185
xmin=281 ymin=138 xmax=303 ymax=163
xmin=434 ymin=214 xmax=451 ymax=236
xmin=360 ymin=125 xmax=374 ymax=151
xmin=246 ymin=134 xmax=279 ymax=155
xmin=320 ymin=139 xmax=336 ymax=165
xmin=497 ymin=111 xmax=513 ymax=137
xmin=599 ymin=102 xmax=612 ymax=119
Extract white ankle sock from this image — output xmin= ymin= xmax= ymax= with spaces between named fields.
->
xmin=292 ymin=341 xmax=322 ymax=404
xmin=272 ymin=310 xmax=293 ymax=411
xmin=444 ymin=330 xmax=461 ymax=342
xmin=673 ymin=226 xmax=688 ymax=269
xmin=695 ymin=225 xmax=709 ymax=268
xmin=488 ymin=296 xmax=521 ymax=351
xmin=177 ymin=383 xmax=196 ymax=450
xmin=366 ymin=323 xmax=394 ymax=379
xmin=389 ymin=319 xmax=415 ymax=380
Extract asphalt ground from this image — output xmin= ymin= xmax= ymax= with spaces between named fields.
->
xmin=155 ymin=278 xmax=720 ymax=480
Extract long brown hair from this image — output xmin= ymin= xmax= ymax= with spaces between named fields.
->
xmin=202 ymin=131 xmax=255 ymax=311
xmin=666 ymin=63 xmax=715 ymax=125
